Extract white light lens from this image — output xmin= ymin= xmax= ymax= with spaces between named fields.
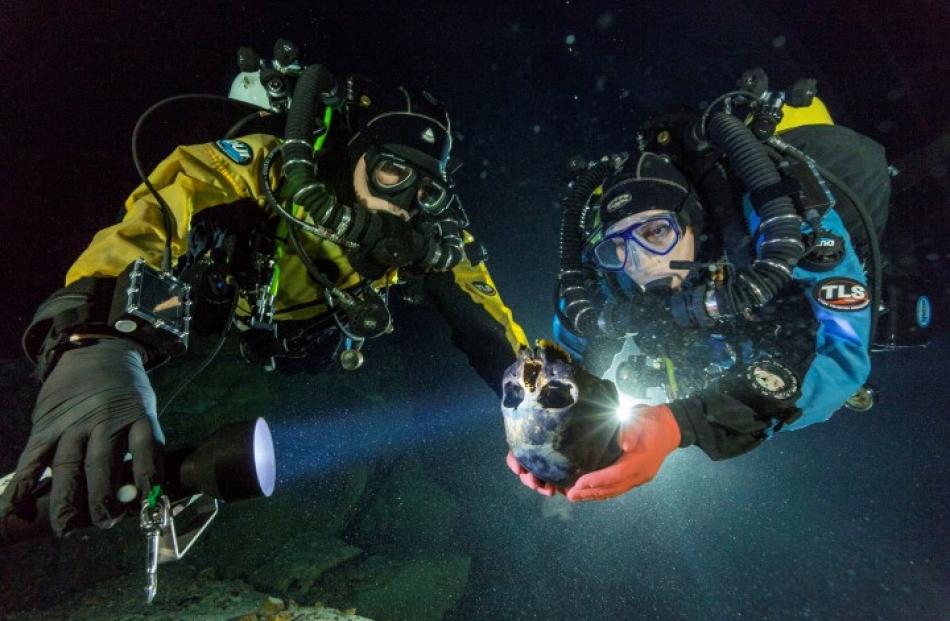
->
xmin=254 ymin=418 xmax=276 ymax=497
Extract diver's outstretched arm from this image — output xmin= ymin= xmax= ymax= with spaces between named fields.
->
xmin=420 ymin=232 xmax=529 ymax=397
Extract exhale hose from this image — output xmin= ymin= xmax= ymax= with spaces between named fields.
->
xmin=671 ymin=113 xmax=805 ymax=326
xmin=280 ymin=65 xmax=371 ymax=245
xmin=556 ymin=160 xmax=616 ymax=336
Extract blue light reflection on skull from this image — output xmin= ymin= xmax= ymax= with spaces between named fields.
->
xmin=501 ymin=346 xmax=623 ymax=487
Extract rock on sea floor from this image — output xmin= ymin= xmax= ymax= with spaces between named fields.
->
xmin=0 ymin=562 xmax=375 ymax=621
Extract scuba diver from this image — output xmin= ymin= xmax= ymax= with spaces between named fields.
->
xmin=505 ymin=69 xmax=931 ymax=502
xmin=0 ymin=40 xmax=527 ymax=540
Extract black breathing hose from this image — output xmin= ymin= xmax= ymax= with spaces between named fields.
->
xmin=698 ymin=162 xmax=754 ymax=269
xmin=671 ymin=113 xmax=805 ymax=325
xmin=556 ymin=160 xmax=616 ymax=336
xmin=419 ymin=211 xmax=465 ymax=271
xmin=280 ymin=65 xmax=373 ymax=246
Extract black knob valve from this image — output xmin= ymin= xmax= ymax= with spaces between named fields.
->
xmin=737 ymin=68 xmax=769 ymax=98
xmin=273 ymin=38 xmax=299 ymax=66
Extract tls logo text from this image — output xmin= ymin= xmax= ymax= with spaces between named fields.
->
xmin=813 ymin=278 xmax=870 ymax=312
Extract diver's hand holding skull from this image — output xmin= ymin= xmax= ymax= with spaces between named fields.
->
xmin=501 ymin=343 xmax=681 ymax=502
xmin=566 ymin=403 xmax=680 ymax=502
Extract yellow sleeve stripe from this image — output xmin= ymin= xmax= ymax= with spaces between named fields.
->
xmin=451 ymin=259 xmax=529 ymax=353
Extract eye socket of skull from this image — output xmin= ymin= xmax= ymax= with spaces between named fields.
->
xmin=502 ymin=382 xmax=526 ymax=409
xmin=537 ymin=380 xmax=576 ymax=409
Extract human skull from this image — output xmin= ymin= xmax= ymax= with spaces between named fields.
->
xmin=501 ymin=345 xmax=622 ymax=487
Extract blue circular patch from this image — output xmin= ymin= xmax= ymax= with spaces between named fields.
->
xmin=215 ymin=139 xmax=253 ymax=165
xmin=916 ymin=295 xmax=932 ymax=328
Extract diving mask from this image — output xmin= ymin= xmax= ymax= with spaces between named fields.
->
xmin=367 ymin=151 xmax=451 ymax=216
xmin=592 ymin=215 xmax=682 ymax=271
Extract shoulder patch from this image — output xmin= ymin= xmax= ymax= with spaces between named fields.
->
xmin=745 ymin=360 xmax=798 ymax=401
xmin=214 ymin=139 xmax=253 ymax=165
xmin=469 ymin=281 xmax=496 ymax=296
xmin=813 ymin=277 xmax=870 ymax=312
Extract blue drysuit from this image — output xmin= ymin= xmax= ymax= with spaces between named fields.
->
xmin=555 ymin=124 xmax=888 ymax=460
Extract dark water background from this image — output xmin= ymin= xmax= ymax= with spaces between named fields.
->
xmin=1 ymin=1 xmax=948 ymax=619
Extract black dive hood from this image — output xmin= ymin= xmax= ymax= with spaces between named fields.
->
xmin=365 ymin=112 xmax=455 ymax=179
xmin=344 ymin=84 xmax=461 ymax=181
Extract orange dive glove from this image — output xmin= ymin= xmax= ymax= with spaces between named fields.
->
xmin=566 ymin=404 xmax=681 ymax=502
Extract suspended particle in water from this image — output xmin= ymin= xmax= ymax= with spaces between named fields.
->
xmin=565 ymin=34 xmax=576 ymax=45
xmin=595 ymin=76 xmax=607 ymax=92
xmin=479 ymin=170 xmax=488 ymax=180
xmin=887 ymin=87 xmax=905 ymax=102
xmin=532 ymin=125 xmax=541 ymax=134
xmin=772 ymin=35 xmax=787 ymax=48
xmin=597 ymin=12 xmax=615 ymax=30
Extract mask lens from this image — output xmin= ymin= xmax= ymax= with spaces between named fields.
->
xmin=417 ymin=178 xmax=448 ymax=214
xmin=373 ymin=158 xmax=414 ymax=189
xmin=593 ymin=237 xmax=626 ymax=271
xmin=632 ymin=218 xmax=679 ymax=253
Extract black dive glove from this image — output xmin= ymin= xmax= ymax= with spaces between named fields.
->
xmin=0 ymin=338 xmax=164 ymax=536
xmin=348 ymin=211 xmax=426 ymax=280
xmin=598 ymin=291 xmax=671 ymax=338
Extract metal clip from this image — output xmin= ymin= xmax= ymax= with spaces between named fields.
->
xmin=140 ymin=489 xmax=171 ymax=604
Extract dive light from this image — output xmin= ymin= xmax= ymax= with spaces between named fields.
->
xmin=0 ymin=417 xmax=276 ymax=545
